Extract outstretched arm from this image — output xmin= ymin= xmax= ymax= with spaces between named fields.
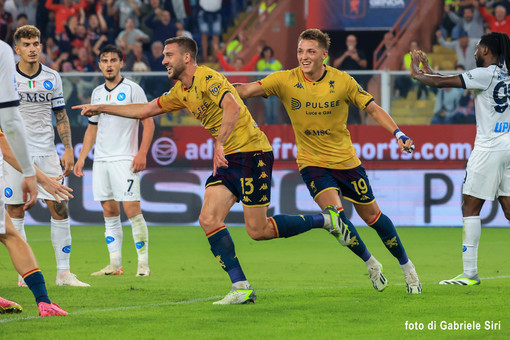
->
xmin=365 ymin=101 xmax=414 ymax=153
xmin=410 ymin=50 xmax=463 ymax=88
xmin=234 ymin=81 xmax=266 ymax=99
xmin=73 ymin=98 xmax=164 ymax=119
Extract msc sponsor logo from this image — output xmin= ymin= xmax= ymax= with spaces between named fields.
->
xmin=304 ymin=129 xmax=331 ymax=136
xmin=291 ymin=97 xmax=301 ymax=110
xmin=208 ymin=82 xmax=222 ymax=96
xmin=117 ymin=92 xmax=126 ymax=101
xmin=151 ymin=137 xmax=178 ymax=166
xmin=20 ymin=92 xmax=52 ymax=102
xmin=43 ymin=80 xmax=53 ymax=90
xmin=494 ymin=122 xmax=510 ymax=132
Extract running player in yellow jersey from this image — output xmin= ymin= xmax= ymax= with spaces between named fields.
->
xmin=236 ymin=29 xmax=422 ymax=294
xmin=74 ymin=36 xmax=352 ymax=304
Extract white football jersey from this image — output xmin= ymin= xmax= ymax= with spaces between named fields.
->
xmin=461 ymin=65 xmax=510 ymax=151
xmin=0 ymin=41 xmax=20 ymax=177
xmin=16 ymin=63 xmax=65 ymax=156
xmin=89 ymin=77 xmax=148 ymax=161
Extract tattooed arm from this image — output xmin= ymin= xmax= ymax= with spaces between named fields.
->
xmin=54 ymin=107 xmax=74 ymax=176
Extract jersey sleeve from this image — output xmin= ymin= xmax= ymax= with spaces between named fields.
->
xmin=132 ymin=83 xmax=148 ymax=104
xmin=88 ymin=87 xmax=99 ymax=124
xmin=157 ymin=86 xmax=186 ymax=112
xmin=201 ymin=71 xmax=232 ymax=108
xmin=51 ymin=72 xmax=66 ymax=110
xmin=461 ymin=68 xmax=493 ymax=90
xmin=346 ymin=75 xmax=373 ymax=109
xmin=259 ymin=71 xmax=284 ymax=98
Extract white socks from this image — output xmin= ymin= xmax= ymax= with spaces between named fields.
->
xmin=462 ymin=216 xmax=481 ymax=277
xmin=364 ymin=255 xmax=378 ymax=268
xmin=105 ymin=215 xmax=123 ymax=267
xmin=11 ymin=217 xmax=26 ymax=240
xmin=50 ymin=217 xmax=71 ymax=276
xmin=130 ymin=214 xmax=149 ymax=265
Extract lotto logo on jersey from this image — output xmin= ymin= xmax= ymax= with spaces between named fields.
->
xmin=117 ymin=92 xmax=126 ymax=101
xmin=4 ymin=187 xmax=13 ymax=198
xmin=43 ymin=80 xmax=53 ymax=90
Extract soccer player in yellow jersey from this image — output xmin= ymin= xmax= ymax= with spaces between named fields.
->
xmin=236 ymin=28 xmax=422 ymax=294
xmin=74 ymin=36 xmax=352 ymax=304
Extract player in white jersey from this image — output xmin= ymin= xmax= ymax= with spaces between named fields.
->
xmin=410 ymin=32 xmax=510 ymax=286
xmin=0 ymin=40 xmax=67 ymax=317
xmin=5 ymin=25 xmax=89 ymax=287
xmin=74 ymin=45 xmax=155 ymax=277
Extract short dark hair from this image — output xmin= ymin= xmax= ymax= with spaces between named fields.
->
xmin=299 ymin=28 xmax=331 ymax=50
xmin=479 ymin=32 xmax=510 ymax=74
xmin=164 ymin=36 xmax=198 ymax=61
xmin=99 ymin=44 xmax=123 ymax=61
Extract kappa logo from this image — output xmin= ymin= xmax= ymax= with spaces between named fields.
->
xmin=291 ymin=97 xmax=301 ymax=110
xmin=151 ymin=137 xmax=178 ymax=166
xmin=294 ymin=82 xmax=304 ymax=89
xmin=208 ymin=82 xmax=222 ymax=96
xmin=43 ymin=80 xmax=53 ymax=90
xmin=117 ymin=92 xmax=126 ymax=101
xmin=205 ymin=75 xmax=213 ymax=81
xmin=329 ymin=80 xmax=335 ymax=88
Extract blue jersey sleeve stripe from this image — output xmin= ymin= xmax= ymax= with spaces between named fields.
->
xmin=0 ymin=100 xmax=20 ymax=108
xmin=364 ymin=98 xmax=374 ymax=108
xmin=218 ymin=90 xmax=231 ymax=108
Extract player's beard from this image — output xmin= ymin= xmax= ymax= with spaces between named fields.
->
xmin=168 ymin=61 xmax=185 ymax=80
xmin=475 ymin=55 xmax=484 ymax=68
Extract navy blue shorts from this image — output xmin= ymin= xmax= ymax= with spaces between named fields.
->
xmin=205 ymin=151 xmax=273 ymax=206
xmin=300 ymin=165 xmax=375 ymax=205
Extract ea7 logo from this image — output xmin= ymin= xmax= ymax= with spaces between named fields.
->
xmin=208 ymin=83 xmax=222 ymax=96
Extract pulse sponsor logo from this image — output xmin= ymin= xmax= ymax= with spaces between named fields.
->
xmin=494 ymin=122 xmax=510 ymax=132
xmin=43 ymin=80 xmax=53 ymax=90
xmin=117 ymin=92 xmax=126 ymax=101
xmin=291 ymin=98 xmax=301 ymax=110
xmin=151 ymin=137 xmax=178 ymax=165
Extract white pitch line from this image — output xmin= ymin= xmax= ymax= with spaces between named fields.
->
xmin=1 ymin=275 xmax=509 ymax=323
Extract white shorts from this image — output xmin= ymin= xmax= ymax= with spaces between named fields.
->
xmin=462 ymin=149 xmax=510 ymax=200
xmin=92 ymin=160 xmax=140 ymax=202
xmin=0 ymin=177 xmax=6 ymax=234
xmin=4 ymin=153 xmax=63 ymax=204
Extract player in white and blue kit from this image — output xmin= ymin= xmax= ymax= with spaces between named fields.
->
xmin=4 ymin=25 xmax=88 ymax=287
xmin=410 ymin=32 xmax=510 ymax=285
xmin=74 ymin=45 xmax=155 ymax=277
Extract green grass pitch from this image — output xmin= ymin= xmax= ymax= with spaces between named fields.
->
xmin=1 ymin=225 xmax=509 ymax=339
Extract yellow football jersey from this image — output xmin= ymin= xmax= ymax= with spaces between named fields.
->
xmin=158 ymin=65 xmax=272 ymax=155
xmin=260 ymin=65 xmax=373 ymax=170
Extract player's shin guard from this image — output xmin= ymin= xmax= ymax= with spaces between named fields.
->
xmin=462 ymin=216 xmax=481 ymax=276
xmin=339 ymin=210 xmax=371 ymax=261
xmin=129 ymin=214 xmax=149 ymax=265
xmin=23 ymin=268 xmax=51 ymax=304
xmin=50 ymin=218 xmax=71 ymax=275
xmin=207 ymin=227 xmax=246 ymax=284
xmin=369 ymin=212 xmax=409 ymax=265
xmin=270 ymin=213 xmax=323 ymax=238
xmin=105 ymin=215 xmax=123 ymax=267
xmin=11 ymin=218 xmax=27 ymax=240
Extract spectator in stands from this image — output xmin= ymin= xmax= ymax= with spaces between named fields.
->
xmin=198 ymin=0 xmax=221 ymax=62
xmin=96 ymin=0 xmax=118 ymax=41
xmin=146 ymin=40 xmax=165 ymax=71
xmin=58 ymin=15 xmax=80 ymax=54
xmin=73 ymin=46 xmax=96 ymax=72
xmin=45 ymin=0 xmax=87 ymax=35
xmin=225 ymin=29 xmax=249 ymax=61
xmin=333 ymin=34 xmax=369 ymax=124
xmin=164 ymin=0 xmax=192 ymax=31
xmin=431 ymin=86 xmax=464 ymax=124
xmin=217 ymin=48 xmax=260 ymax=84
xmin=87 ymin=11 xmax=108 ymax=47
xmin=376 ymin=31 xmax=396 ymax=61
xmin=116 ymin=17 xmax=149 ymax=54
xmin=0 ymin=0 xmax=13 ymax=43
xmin=144 ymin=9 xmax=177 ymax=44
xmin=123 ymin=40 xmax=149 ymax=71
xmin=258 ymin=0 xmax=276 ymax=25
xmin=478 ymin=0 xmax=510 ymax=37
xmin=395 ymin=40 xmax=430 ymax=100
xmin=8 ymin=0 xmax=37 ymax=26
xmin=139 ymin=0 xmax=163 ymax=36
xmin=45 ymin=36 xmax=60 ymax=64
xmin=436 ymin=29 xmax=478 ymax=70
xmin=175 ymin=21 xmax=192 ymax=39
xmin=445 ymin=4 xmax=484 ymax=39
xmin=113 ymin=0 xmax=142 ymax=29
xmin=14 ymin=12 xmax=27 ymax=30
xmin=257 ymin=45 xmax=282 ymax=124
